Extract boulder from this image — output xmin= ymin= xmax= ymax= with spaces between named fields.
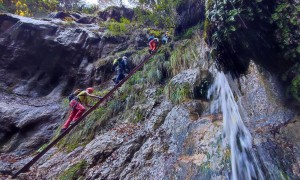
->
xmin=98 ymin=6 xmax=134 ymax=22
xmin=48 ymin=11 xmax=75 ymax=20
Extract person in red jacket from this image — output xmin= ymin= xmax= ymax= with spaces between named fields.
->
xmin=149 ymin=38 xmax=159 ymax=54
xmin=61 ymin=87 xmax=101 ymax=133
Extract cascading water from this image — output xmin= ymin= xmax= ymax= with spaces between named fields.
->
xmin=208 ymin=71 xmax=264 ymax=180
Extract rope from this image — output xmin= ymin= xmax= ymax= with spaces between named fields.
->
xmin=12 ymin=48 xmax=159 ymax=178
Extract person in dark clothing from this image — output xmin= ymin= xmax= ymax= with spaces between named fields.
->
xmin=162 ymin=31 xmax=170 ymax=44
xmin=113 ymin=56 xmax=130 ymax=84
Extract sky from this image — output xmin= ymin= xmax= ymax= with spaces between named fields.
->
xmin=83 ymin=0 xmax=98 ymax=5
xmin=83 ymin=0 xmax=133 ymax=6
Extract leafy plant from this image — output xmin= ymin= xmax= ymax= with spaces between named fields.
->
xmin=131 ymin=108 xmax=144 ymax=123
xmin=271 ymin=1 xmax=300 ymax=61
xmin=133 ymin=0 xmax=181 ymax=28
xmin=148 ymin=29 xmax=162 ymax=37
xmin=2 ymin=0 xmax=59 ymax=16
xmin=181 ymin=23 xmax=202 ymax=40
xmin=168 ymin=39 xmax=198 ymax=76
xmin=165 ymin=82 xmax=192 ymax=104
xmin=205 ymin=0 xmax=300 ymax=102
xmin=107 ymin=17 xmax=131 ymax=36
xmin=290 ymin=75 xmax=300 ymax=101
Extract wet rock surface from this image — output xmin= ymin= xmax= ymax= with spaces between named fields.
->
xmin=20 ymin=98 xmax=226 ymax=179
xmin=98 ymin=6 xmax=134 ymax=22
xmin=228 ymin=62 xmax=299 ymax=178
xmin=0 ymin=12 xmax=147 ymax=162
xmin=0 ymin=90 xmax=65 ymax=156
xmin=0 ymin=9 xmax=299 ymax=180
xmin=175 ymin=0 xmax=205 ymax=35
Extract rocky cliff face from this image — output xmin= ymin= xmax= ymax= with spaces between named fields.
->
xmin=0 ymin=11 xmax=147 ymax=162
xmin=175 ymin=0 xmax=205 ymax=35
xmin=0 ymin=2 xmax=299 ymax=180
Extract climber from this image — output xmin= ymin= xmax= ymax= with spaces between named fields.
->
xmin=148 ymin=34 xmax=155 ymax=43
xmin=149 ymin=38 xmax=159 ymax=54
xmin=161 ymin=31 xmax=170 ymax=44
xmin=61 ymin=87 xmax=102 ymax=133
xmin=113 ymin=56 xmax=130 ymax=84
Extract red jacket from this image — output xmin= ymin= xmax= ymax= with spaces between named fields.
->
xmin=149 ymin=39 xmax=157 ymax=51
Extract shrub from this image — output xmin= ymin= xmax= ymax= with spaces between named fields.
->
xmin=59 ymin=160 xmax=87 ymax=180
xmin=131 ymin=108 xmax=144 ymax=123
xmin=168 ymin=39 xmax=199 ymax=76
xmin=180 ymin=23 xmax=202 ymax=40
xmin=165 ymin=82 xmax=193 ymax=104
xmin=107 ymin=17 xmax=131 ymax=36
xmin=290 ymin=75 xmax=300 ymax=101
xmin=149 ymin=29 xmax=162 ymax=38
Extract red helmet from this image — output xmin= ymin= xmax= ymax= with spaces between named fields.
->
xmin=86 ymin=87 xmax=94 ymax=93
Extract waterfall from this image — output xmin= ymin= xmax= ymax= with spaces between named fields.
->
xmin=208 ymin=71 xmax=264 ymax=180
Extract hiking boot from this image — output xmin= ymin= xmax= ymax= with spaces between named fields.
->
xmin=70 ymin=121 xmax=76 ymax=126
xmin=70 ymin=120 xmax=76 ymax=126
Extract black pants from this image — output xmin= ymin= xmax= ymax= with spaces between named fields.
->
xmin=115 ymin=72 xmax=125 ymax=84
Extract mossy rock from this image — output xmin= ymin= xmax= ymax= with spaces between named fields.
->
xmin=165 ymin=82 xmax=193 ymax=104
xmin=290 ymin=75 xmax=300 ymax=101
xmin=59 ymin=160 xmax=87 ymax=180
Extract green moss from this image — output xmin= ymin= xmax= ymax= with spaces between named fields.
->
xmin=0 ymin=4 xmax=7 ymax=11
xmin=222 ymin=148 xmax=231 ymax=164
xmin=55 ymin=46 xmax=175 ymax=152
xmin=203 ymin=18 xmax=211 ymax=43
xmin=36 ymin=143 xmax=48 ymax=153
xmin=57 ymin=125 xmax=87 ymax=153
xmin=195 ymin=79 xmax=212 ymax=100
xmin=205 ymin=0 xmax=300 ymax=102
xmin=131 ymin=108 xmax=144 ymax=123
xmin=106 ymin=17 xmax=131 ymax=36
xmin=290 ymin=75 xmax=300 ymax=101
xmin=125 ymin=94 xmax=136 ymax=110
xmin=59 ymin=160 xmax=87 ymax=180
xmin=62 ymin=98 xmax=69 ymax=108
xmin=156 ymin=87 xmax=164 ymax=97
xmin=168 ymin=39 xmax=198 ymax=76
xmin=127 ymin=71 xmax=144 ymax=86
xmin=149 ymin=29 xmax=163 ymax=37
xmin=179 ymin=23 xmax=202 ymax=40
xmin=144 ymin=61 xmax=163 ymax=85
xmin=165 ymin=82 xmax=193 ymax=104
xmin=279 ymin=171 xmax=290 ymax=180
xmin=199 ymin=161 xmax=213 ymax=179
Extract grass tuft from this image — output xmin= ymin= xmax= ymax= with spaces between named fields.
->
xmin=59 ymin=160 xmax=87 ymax=180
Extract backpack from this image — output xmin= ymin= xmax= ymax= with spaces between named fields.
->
xmin=68 ymin=89 xmax=84 ymax=102
xmin=148 ymin=35 xmax=154 ymax=42
xmin=113 ymin=58 xmax=124 ymax=70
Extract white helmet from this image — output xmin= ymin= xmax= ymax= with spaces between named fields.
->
xmin=122 ymin=56 xmax=127 ymax=60
xmin=154 ymin=38 xmax=159 ymax=42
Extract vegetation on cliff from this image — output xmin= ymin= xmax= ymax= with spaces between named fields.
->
xmin=1 ymin=0 xmax=299 ymax=178
xmin=204 ymin=0 xmax=300 ymax=102
xmin=57 ymin=34 xmax=208 ymax=152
